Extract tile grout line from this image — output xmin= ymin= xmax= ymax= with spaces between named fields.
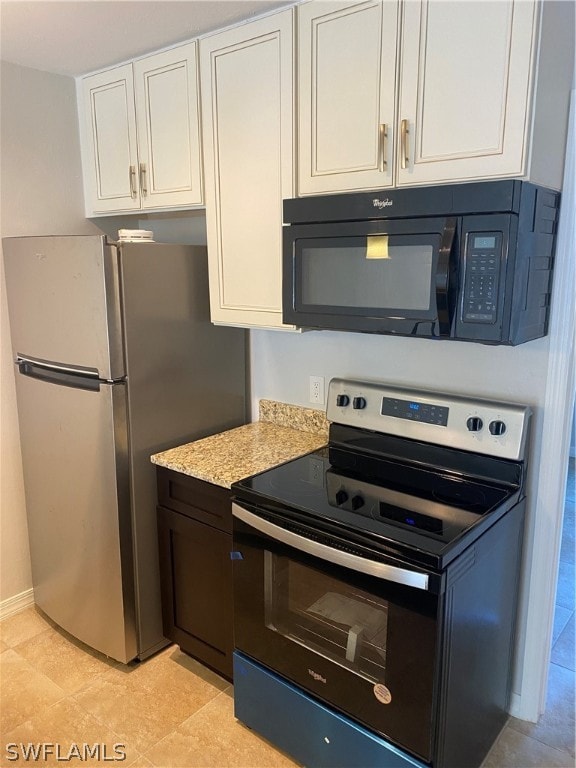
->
xmin=140 ymin=686 xmax=234 ymax=766
xmin=503 ymin=722 xmax=575 ymax=761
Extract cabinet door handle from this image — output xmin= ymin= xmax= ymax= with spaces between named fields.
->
xmin=139 ymin=163 xmax=148 ymax=197
xmin=379 ymin=123 xmax=387 ymax=172
xmin=129 ymin=165 xmax=137 ymax=198
xmin=400 ymin=119 xmax=409 ymax=170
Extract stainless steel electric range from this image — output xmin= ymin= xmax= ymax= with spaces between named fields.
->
xmin=231 ymin=379 xmax=531 ymax=768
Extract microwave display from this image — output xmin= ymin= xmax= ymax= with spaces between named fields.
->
xmin=473 ymin=235 xmax=497 ymax=249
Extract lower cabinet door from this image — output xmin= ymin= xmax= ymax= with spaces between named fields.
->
xmin=157 ymin=504 xmax=233 ymax=679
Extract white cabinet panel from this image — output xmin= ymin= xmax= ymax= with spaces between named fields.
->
xmin=82 ymin=65 xmax=140 ymax=213
xmin=134 ymin=43 xmax=203 ymax=209
xmin=201 ymin=10 xmax=295 ymax=328
xmin=397 ymin=0 xmax=536 ymax=185
xmin=298 ymin=0 xmax=398 ymax=194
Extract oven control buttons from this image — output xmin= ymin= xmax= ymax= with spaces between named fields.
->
xmin=466 ymin=416 xmax=507 ymax=435
xmin=335 ymin=489 xmax=364 ymax=510
xmin=353 ymin=396 xmax=367 ymax=410
xmin=335 ymin=490 xmax=349 ymax=506
xmin=336 ymin=394 xmax=350 ymax=407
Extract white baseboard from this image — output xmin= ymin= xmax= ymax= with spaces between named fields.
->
xmin=509 ymin=691 xmax=539 ymax=723
xmin=0 ymin=588 xmax=35 ymax=621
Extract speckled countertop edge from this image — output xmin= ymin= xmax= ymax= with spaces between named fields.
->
xmin=151 ymin=400 xmax=329 ymax=489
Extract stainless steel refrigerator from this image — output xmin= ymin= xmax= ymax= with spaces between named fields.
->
xmin=3 ymin=235 xmax=246 ymax=663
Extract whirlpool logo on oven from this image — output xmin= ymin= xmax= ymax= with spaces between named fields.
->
xmin=308 ymin=668 xmax=327 ymax=684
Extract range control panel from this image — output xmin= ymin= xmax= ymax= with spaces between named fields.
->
xmin=461 ymin=232 xmax=502 ymax=324
xmin=326 ymin=378 xmax=531 ymax=461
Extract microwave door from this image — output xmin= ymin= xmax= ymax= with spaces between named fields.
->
xmin=285 ymin=217 xmax=456 ymax=337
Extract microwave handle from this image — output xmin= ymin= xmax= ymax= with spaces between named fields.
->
xmin=232 ymin=503 xmax=430 ymax=591
xmin=435 ymin=217 xmax=458 ymax=337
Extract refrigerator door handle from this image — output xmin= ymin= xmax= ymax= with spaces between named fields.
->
xmin=16 ymin=355 xmax=101 ymax=391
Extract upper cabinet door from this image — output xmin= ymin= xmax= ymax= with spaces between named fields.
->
xmin=298 ymin=0 xmax=398 ymax=195
xmin=133 ymin=42 xmax=203 ymax=209
xmin=200 ymin=9 xmax=295 ymax=329
xmin=397 ymin=0 xmax=536 ymax=186
xmin=81 ymin=65 xmax=141 ymax=213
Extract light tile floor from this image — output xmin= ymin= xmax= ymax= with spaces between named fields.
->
xmin=1 ymin=462 xmax=574 ymax=767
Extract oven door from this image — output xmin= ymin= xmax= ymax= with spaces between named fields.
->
xmin=282 ymin=217 xmax=457 ymax=337
xmin=232 ymin=503 xmax=440 ymax=763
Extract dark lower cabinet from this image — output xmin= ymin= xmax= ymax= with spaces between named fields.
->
xmin=156 ymin=467 xmax=234 ymax=680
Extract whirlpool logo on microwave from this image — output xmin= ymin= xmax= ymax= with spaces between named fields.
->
xmin=308 ymin=668 xmax=327 ymax=684
xmin=372 ymin=197 xmax=393 ymax=209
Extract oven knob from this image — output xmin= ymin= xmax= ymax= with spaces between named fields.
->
xmin=335 ymin=490 xmax=349 ymax=506
xmin=351 ymin=495 xmax=365 ymax=510
xmin=336 ymin=394 xmax=350 ymax=407
xmin=489 ymin=420 xmax=507 ymax=436
xmin=353 ymin=397 xmax=367 ymax=410
xmin=466 ymin=417 xmax=483 ymax=432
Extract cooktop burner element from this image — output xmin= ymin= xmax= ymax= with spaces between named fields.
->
xmin=233 ymin=379 xmax=531 ymax=570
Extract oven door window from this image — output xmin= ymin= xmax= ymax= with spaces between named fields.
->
xmin=265 ymin=552 xmax=388 ymax=684
xmin=295 ymin=235 xmax=439 ymax=318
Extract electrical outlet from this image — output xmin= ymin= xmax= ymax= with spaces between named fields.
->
xmin=309 ymin=375 xmax=325 ymax=405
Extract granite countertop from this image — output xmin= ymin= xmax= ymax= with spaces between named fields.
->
xmin=151 ymin=400 xmax=329 ymax=489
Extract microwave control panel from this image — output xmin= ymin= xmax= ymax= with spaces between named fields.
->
xmin=461 ymin=232 xmax=502 ymax=324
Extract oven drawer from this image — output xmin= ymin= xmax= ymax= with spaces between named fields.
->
xmin=234 ymin=652 xmax=427 ymax=768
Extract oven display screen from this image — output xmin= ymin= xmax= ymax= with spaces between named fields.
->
xmin=381 ymin=397 xmax=449 ymax=426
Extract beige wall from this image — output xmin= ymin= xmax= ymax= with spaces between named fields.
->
xmin=0 ymin=61 xmax=102 ymax=605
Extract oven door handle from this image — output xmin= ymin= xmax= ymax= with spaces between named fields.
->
xmin=232 ymin=504 xmax=430 ymax=591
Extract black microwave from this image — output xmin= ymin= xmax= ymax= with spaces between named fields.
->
xmin=282 ymin=180 xmax=559 ymax=345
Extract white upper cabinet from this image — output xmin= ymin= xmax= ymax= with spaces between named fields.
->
xmin=79 ymin=42 xmax=203 ymax=215
xmin=297 ymin=0 xmax=573 ymax=193
xmin=200 ymin=9 xmax=295 ymax=329
xmin=133 ymin=46 xmax=203 ymax=209
xmin=80 ymin=65 xmax=140 ymax=213
xmin=397 ymin=0 xmax=535 ymax=186
xmin=298 ymin=0 xmax=398 ymax=194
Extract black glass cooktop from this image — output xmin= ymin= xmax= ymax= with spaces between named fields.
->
xmin=232 ymin=445 xmax=521 ymax=569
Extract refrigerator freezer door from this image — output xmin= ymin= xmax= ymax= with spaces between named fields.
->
xmin=13 ymin=369 xmax=137 ymax=663
xmin=3 ymin=236 xmax=124 ymax=380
